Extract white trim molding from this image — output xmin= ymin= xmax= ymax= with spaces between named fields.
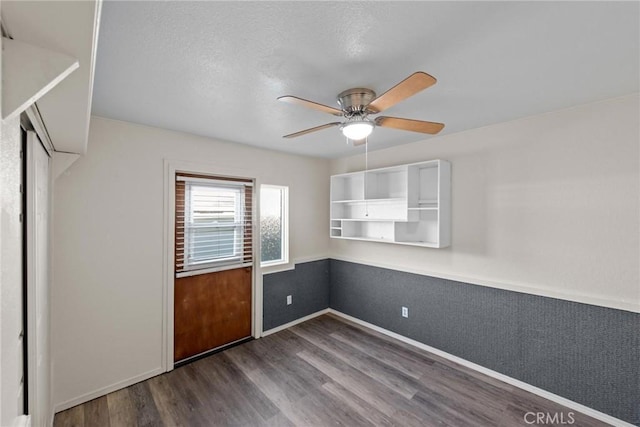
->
xmin=293 ymin=255 xmax=330 ymax=265
xmin=2 ymin=37 xmax=78 ymax=121
xmin=329 ymin=255 xmax=640 ymax=314
xmin=53 ymin=367 xmax=163 ymax=414
xmin=262 ymin=254 xmax=329 ymax=276
xmin=327 ymin=309 xmax=635 ymax=427
xmin=261 ymin=308 xmax=330 ymax=337
xmin=260 ymin=262 xmax=296 ymax=275
xmin=52 ymin=152 xmax=81 ymax=180
xmin=12 ymin=415 xmax=30 ymax=427
xmin=24 ymin=105 xmax=54 ymax=155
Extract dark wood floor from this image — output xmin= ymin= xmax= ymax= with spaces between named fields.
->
xmin=54 ymin=314 xmax=608 ymax=427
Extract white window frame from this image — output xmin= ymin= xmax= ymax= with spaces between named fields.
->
xmin=183 ymin=180 xmax=244 ymax=271
xmin=260 ymin=185 xmax=289 ymax=268
xmin=181 ymin=179 xmax=246 ymax=272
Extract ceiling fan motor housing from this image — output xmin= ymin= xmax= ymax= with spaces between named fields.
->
xmin=337 ymin=88 xmax=376 ymax=115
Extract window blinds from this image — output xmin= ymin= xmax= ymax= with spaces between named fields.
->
xmin=175 ymin=173 xmax=253 ymax=276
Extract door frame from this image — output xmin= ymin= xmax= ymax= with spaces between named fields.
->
xmin=162 ymin=159 xmax=262 ymax=371
xmin=25 ymin=129 xmax=52 ymax=426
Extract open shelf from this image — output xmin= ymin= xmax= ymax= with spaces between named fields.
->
xmin=331 ymin=197 xmax=406 ymax=204
xmin=341 ymin=220 xmax=394 ymax=242
xmin=331 ymin=199 xmax=408 ymax=222
xmin=330 ymin=160 xmax=450 ymax=248
xmin=365 ymin=167 xmax=407 ymax=200
xmin=417 ymin=200 xmax=438 ymax=208
xmin=395 ymin=240 xmax=440 ymax=248
xmin=332 ymin=235 xmax=395 ymax=243
xmin=330 ymin=172 xmax=364 ymax=202
xmin=395 ymin=210 xmax=438 ymax=245
xmin=334 ymin=218 xmax=404 ymax=222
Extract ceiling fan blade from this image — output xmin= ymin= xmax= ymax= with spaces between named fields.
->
xmin=366 ymin=72 xmax=437 ymax=114
xmin=283 ymin=122 xmax=341 ymax=138
xmin=375 ymin=116 xmax=445 ymax=135
xmin=278 ymin=95 xmax=344 ymax=116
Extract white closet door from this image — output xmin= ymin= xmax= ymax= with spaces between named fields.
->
xmin=26 ymin=131 xmax=51 ymax=427
xmin=0 ymin=121 xmax=26 ymax=427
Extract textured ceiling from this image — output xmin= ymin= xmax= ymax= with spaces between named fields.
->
xmin=92 ymin=1 xmax=639 ymax=158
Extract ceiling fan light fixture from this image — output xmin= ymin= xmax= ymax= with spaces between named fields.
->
xmin=279 ymin=71 xmax=442 ymax=142
xmin=341 ymin=120 xmax=374 ymax=140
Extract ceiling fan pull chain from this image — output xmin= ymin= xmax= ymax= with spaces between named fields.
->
xmin=365 ymin=136 xmax=369 ymax=217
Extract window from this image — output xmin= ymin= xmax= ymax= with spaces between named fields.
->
xmin=260 ymin=185 xmax=288 ymax=266
xmin=185 ymin=183 xmax=242 ymax=265
xmin=175 ymin=175 xmax=253 ymax=275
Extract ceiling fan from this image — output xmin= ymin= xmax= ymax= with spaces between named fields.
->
xmin=278 ymin=71 xmax=444 ymax=145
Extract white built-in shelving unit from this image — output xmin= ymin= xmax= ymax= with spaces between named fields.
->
xmin=330 ymin=160 xmax=451 ymax=248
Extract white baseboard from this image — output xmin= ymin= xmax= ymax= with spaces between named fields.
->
xmin=12 ymin=415 xmax=30 ymax=427
xmin=53 ymin=367 xmax=164 ymax=413
xmin=261 ymin=308 xmax=330 ymax=337
xmin=327 ymin=309 xmax=633 ymax=427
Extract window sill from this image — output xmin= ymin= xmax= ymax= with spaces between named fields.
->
xmin=261 ymin=260 xmax=293 ymax=275
xmin=261 ymin=259 xmax=287 ymax=267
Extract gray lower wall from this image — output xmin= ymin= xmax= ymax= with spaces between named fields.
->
xmin=262 ymin=259 xmax=330 ymax=331
xmin=262 ymin=258 xmax=639 ymax=423
xmin=329 ymin=259 xmax=640 ymax=425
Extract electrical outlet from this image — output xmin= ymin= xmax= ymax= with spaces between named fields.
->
xmin=287 ymin=295 xmax=292 ymax=305
xmin=402 ymin=306 xmax=408 ymax=318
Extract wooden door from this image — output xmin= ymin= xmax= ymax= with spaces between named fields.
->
xmin=174 ymin=267 xmax=252 ymax=362
xmin=173 ymin=173 xmax=254 ymax=364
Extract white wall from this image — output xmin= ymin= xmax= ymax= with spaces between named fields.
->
xmin=330 ymin=94 xmax=640 ymax=313
xmin=0 ymin=116 xmax=25 ymax=427
xmin=52 ymin=116 xmax=330 ymax=409
xmin=51 ymin=95 xmax=638 ymax=410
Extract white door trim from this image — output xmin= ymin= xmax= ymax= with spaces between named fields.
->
xmin=25 ymin=130 xmax=52 ymax=427
xmin=162 ymin=159 xmax=262 ymax=372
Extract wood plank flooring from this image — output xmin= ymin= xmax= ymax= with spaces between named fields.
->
xmin=54 ymin=314 xmax=609 ymax=427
